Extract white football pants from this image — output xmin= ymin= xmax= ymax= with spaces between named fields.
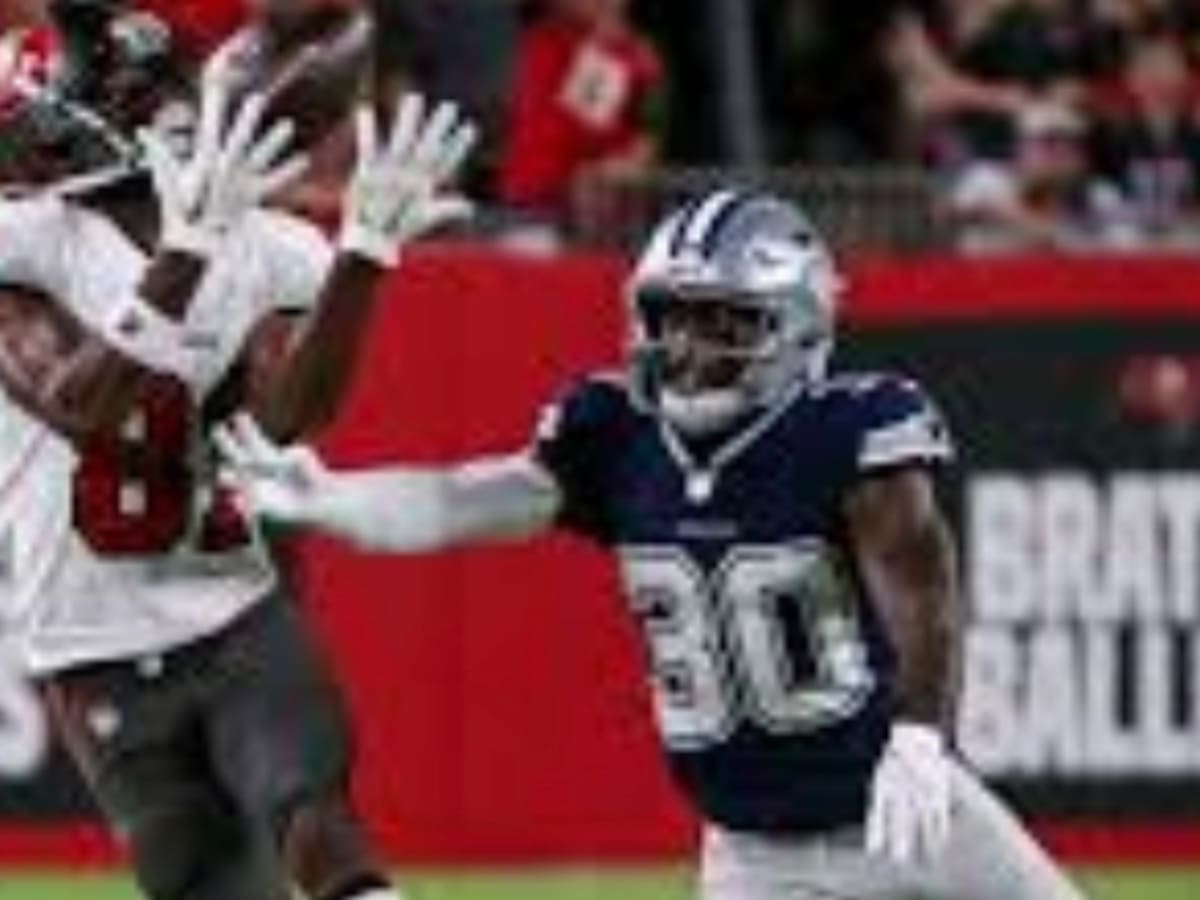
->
xmin=699 ymin=760 xmax=1087 ymax=900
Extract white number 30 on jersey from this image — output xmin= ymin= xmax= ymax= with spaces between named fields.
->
xmin=620 ymin=541 xmax=875 ymax=750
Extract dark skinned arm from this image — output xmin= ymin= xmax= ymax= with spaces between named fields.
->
xmin=241 ymin=1 xmax=475 ymax=443
xmin=27 ymin=248 xmax=208 ymax=438
xmin=244 ymin=253 xmax=386 ymax=442
xmin=7 ymin=1 xmax=383 ymax=440
xmin=222 ymin=1 xmax=402 ymax=442
xmin=845 ymin=467 xmax=961 ymax=730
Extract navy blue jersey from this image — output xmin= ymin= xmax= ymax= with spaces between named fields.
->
xmin=534 ymin=371 xmax=953 ymax=834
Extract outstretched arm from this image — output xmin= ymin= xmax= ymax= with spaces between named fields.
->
xmin=215 ymin=413 xmax=560 ymax=552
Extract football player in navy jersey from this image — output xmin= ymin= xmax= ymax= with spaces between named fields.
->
xmin=217 ymin=188 xmax=1087 ymax=899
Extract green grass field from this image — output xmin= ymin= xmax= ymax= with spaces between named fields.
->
xmin=0 ymin=866 xmax=1196 ymax=899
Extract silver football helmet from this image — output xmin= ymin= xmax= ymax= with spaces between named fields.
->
xmin=628 ymin=188 xmax=843 ymax=435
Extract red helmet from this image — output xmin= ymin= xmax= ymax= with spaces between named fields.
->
xmin=0 ymin=2 xmax=189 ymax=197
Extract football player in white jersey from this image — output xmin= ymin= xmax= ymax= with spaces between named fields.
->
xmin=0 ymin=4 xmax=476 ymax=900
xmin=219 ymin=189 xmax=1089 ymax=900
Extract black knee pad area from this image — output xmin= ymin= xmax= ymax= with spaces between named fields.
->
xmin=128 ymin=806 xmax=283 ymax=900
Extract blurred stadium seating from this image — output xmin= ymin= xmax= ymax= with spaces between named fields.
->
xmin=541 ymin=165 xmax=949 ymax=252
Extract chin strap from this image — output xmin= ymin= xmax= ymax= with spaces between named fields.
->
xmin=659 ymin=386 xmax=748 ymax=436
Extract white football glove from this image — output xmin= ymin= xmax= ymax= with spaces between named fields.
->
xmin=213 ymin=412 xmax=333 ymax=525
xmin=864 ymin=723 xmax=953 ymax=868
xmin=139 ymin=74 xmax=309 ymax=256
xmin=338 ymin=92 xmax=479 ymax=267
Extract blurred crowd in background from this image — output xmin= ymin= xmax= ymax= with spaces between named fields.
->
xmin=4 ymin=0 xmax=1200 ymax=254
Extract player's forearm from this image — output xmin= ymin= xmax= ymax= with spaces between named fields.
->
xmin=847 ymin=471 xmax=961 ymax=730
xmin=41 ymin=250 xmax=207 ymax=434
xmin=869 ymin=516 xmax=960 ymax=728
xmin=249 ymin=255 xmax=383 ymax=441
xmin=310 ymin=457 xmax=558 ymax=553
xmin=307 ymin=467 xmax=456 ymax=552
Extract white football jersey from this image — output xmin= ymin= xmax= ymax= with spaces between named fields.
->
xmin=0 ymin=195 xmax=332 ymax=674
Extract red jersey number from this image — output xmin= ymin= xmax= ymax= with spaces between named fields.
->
xmin=72 ymin=376 xmax=251 ymax=556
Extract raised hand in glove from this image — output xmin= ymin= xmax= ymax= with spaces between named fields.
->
xmin=138 ymin=72 xmax=309 ymax=256
xmin=338 ymin=92 xmax=478 ymax=267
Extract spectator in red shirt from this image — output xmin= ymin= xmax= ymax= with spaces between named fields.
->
xmin=498 ymin=0 xmax=664 ymax=236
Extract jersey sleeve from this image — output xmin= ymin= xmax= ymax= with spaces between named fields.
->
xmin=531 ymin=377 xmax=623 ymax=544
xmin=853 ymin=374 xmax=954 ymax=475
xmin=255 ymin=212 xmax=334 ymax=313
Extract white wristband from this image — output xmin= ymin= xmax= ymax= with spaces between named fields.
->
xmin=100 ymin=295 xmax=201 ymax=380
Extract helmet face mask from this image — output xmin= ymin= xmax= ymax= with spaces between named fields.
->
xmin=0 ymin=79 xmax=141 ymax=195
xmin=638 ymin=289 xmax=779 ymax=395
xmin=628 ymin=190 xmax=841 ymax=436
